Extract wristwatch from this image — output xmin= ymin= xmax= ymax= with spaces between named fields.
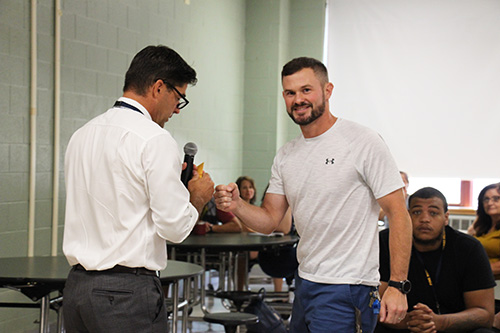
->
xmin=388 ymin=280 xmax=411 ymax=294
xmin=208 ymin=224 xmax=213 ymax=233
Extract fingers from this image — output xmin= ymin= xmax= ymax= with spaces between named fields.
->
xmin=379 ymin=288 xmax=408 ymax=324
xmin=413 ymin=303 xmax=433 ymax=314
xmin=214 ymin=183 xmax=238 ymax=211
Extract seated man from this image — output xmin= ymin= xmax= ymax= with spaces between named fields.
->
xmin=377 ymin=187 xmax=496 ymax=333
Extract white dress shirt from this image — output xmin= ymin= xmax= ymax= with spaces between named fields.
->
xmin=63 ymin=97 xmax=198 ymax=271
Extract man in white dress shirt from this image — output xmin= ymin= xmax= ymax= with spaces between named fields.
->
xmin=63 ymin=45 xmax=214 ymax=332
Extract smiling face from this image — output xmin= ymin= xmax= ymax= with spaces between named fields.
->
xmin=409 ymin=197 xmax=449 ymax=251
xmin=282 ymin=68 xmax=329 ymax=126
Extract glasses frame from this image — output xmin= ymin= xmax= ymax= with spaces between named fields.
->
xmin=483 ymin=196 xmax=500 ymax=204
xmin=162 ymin=80 xmax=189 ymax=109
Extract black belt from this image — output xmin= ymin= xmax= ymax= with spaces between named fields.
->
xmin=74 ymin=264 xmax=158 ymax=277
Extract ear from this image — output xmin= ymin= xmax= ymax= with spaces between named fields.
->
xmin=324 ymin=82 xmax=334 ymax=99
xmin=151 ymin=79 xmax=164 ymax=99
xmin=444 ymin=211 xmax=450 ymax=226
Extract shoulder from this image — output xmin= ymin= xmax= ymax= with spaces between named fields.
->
xmin=333 ymin=119 xmax=388 ymax=154
xmin=275 ymin=134 xmax=303 ymax=157
xmin=335 ymin=118 xmax=380 ymax=139
xmin=446 ymin=226 xmax=486 ymax=254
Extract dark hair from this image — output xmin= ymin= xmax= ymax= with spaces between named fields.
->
xmin=123 ymin=45 xmax=197 ymax=96
xmin=474 ymin=183 xmax=500 ymax=237
xmin=281 ymin=57 xmax=329 ymax=85
xmin=408 ymin=187 xmax=448 ymax=213
xmin=236 ymin=176 xmax=257 ymax=205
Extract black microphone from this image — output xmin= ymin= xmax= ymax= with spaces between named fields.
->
xmin=180 ymin=142 xmax=198 ymax=187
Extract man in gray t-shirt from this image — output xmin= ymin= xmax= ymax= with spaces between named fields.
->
xmin=215 ymin=57 xmax=412 ymax=332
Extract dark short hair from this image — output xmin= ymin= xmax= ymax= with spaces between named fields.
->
xmin=236 ymin=176 xmax=257 ymax=205
xmin=123 ymin=45 xmax=197 ymax=96
xmin=281 ymin=57 xmax=329 ymax=85
xmin=408 ymin=187 xmax=448 ymax=213
xmin=474 ymin=183 xmax=500 ymax=237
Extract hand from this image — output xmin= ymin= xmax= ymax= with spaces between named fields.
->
xmin=407 ymin=303 xmax=437 ymax=333
xmin=379 ymin=286 xmax=408 ymax=324
xmin=188 ymin=167 xmax=214 ymax=213
xmin=214 ymin=183 xmax=241 ymax=212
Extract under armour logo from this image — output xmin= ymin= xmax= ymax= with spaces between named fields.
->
xmin=325 ymin=158 xmax=335 ymax=164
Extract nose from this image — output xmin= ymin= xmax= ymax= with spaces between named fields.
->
xmin=294 ymin=92 xmax=305 ymax=104
xmin=419 ymin=211 xmax=432 ymax=222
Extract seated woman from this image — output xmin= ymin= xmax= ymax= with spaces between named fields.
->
xmin=470 ymin=183 xmax=500 ymax=279
xmin=470 ymin=183 xmax=500 ymax=330
xmin=236 ymin=176 xmax=296 ymax=292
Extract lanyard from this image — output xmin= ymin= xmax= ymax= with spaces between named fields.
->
xmin=414 ymin=230 xmax=446 ymax=314
xmin=113 ymin=101 xmax=143 ymax=115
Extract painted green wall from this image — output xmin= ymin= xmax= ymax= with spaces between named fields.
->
xmin=0 ymin=0 xmax=325 ymax=330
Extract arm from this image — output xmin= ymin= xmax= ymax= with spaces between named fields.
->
xmin=208 ymin=214 xmax=243 ymax=233
xmin=466 ymin=217 xmax=478 ymax=236
xmin=378 ymin=282 xmax=416 ymax=330
xmin=214 ymin=183 xmax=288 ymax=234
xmin=379 ymin=283 xmax=438 ymax=332
xmin=409 ymin=289 xmax=494 ymax=332
xmin=490 ymin=261 xmax=500 ymax=277
xmin=377 ymin=188 xmax=413 ymax=324
xmin=274 ymin=207 xmax=292 ymax=234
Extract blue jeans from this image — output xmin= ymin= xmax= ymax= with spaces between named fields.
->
xmin=290 ymin=275 xmax=378 ymax=333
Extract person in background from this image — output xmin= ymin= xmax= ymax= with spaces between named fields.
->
xmin=200 ymin=197 xmax=244 ymax=233
xmin=258 ymin=206 xmax=297 ymax=293
xmin=236 ymin=176 xmax=257 ymax=205
xmin=235 ymin=177 xmax=295 ymax=291
xmin=258 ymin=185 xmax=296 ymax=293
xmin=215 ymin=57 xmax=412 ymax=332
xmin=62 ymin=45 xmax=214 ymax=332
xmin=377 ymin=187 xmax=495 ymax=333
xmin=469 ymin=183 xmax=500 ymax=330
xmin=469 ymin=183 xmax=500 ymax=278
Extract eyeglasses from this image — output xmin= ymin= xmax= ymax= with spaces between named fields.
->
xmin=162 ymin=80 xmax=189 ymax=109
xmin=483 ymin=196 xmax=500 ymax=204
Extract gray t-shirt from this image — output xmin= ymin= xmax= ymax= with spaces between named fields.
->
xmin=268 ymin=118 xmax=403 ymax=286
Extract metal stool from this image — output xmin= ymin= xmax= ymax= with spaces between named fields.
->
xmin=203 ymin=312 xmax=258 ymax=333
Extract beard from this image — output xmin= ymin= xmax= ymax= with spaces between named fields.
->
xmin=413 ymin=228 xmax=444 ymax=248
xmin=287 ymin=98 xmax=326 ymax=126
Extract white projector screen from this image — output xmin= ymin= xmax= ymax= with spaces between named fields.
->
xmin=327 ymin=0 xmax=500 ymax=179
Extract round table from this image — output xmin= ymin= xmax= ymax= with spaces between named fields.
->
xmin=168 ymin=233 xmax=299 ymax=313
xmin=0 ymin=256 xmax=202 ymax=333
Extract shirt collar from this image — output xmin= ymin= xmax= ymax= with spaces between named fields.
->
xmin=116 ymin=97 xmax=152 ymax=121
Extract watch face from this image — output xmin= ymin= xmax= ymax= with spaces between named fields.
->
xmin=389 ymin=280 xmax=411 ymax=294
xmin=402 ymin=280 xmax=412 ymax=293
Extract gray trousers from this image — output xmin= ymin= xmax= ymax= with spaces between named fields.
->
xmin=63 ymin=267 xmax=168 ymax=333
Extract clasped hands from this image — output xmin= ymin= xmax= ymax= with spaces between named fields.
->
xmin=405 ymin=303 xmax=438 ymax=333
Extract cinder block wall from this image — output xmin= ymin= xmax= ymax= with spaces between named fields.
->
xmin=0 ymin=0 xmax=325 ymax=331
xmin=242 ymin=0 xmax=326 ymax=201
